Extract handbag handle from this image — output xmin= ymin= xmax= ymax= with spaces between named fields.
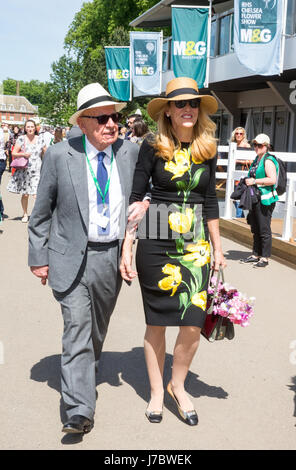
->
xmin=207 ymin=267 xmax=224 ymax=315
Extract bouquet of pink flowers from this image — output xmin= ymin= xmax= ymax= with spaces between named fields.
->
xmin=207 ymin=275 xmax=255 ymax=327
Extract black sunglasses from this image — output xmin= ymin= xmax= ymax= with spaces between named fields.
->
xmin=253 ymin=143 xmax=264 ymax=149
xmin=82 ymin=112 xmax=122 ymax=125
xmin=173 ymin=99 xmax=200 ymax=109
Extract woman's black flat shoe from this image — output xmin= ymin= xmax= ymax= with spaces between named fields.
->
xmin=145 ymin=402 xmax=163 ymax=423
xmin=167 ymin=382 xmax=198 ymax=426
xmin=145 ymin=409 xmax=163 ymax=423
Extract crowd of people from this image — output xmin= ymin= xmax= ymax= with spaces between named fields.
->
xmin=0 ymin=78 xmax=281 ymax=437
xmin=0 ymin=112 xmax=149 ymax=223
xmin=0 ymin=122 xmax=68 ymax=222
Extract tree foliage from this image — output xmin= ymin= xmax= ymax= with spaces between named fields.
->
xmin=65 ymin=0 xmax=159 ymax=56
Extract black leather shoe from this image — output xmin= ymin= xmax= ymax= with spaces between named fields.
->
xmin=62 ymin=415 xmax=94 ymax=434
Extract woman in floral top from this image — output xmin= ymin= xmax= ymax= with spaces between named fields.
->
xmin=120 ymin=78 xmax=226 ymax=426
xmin=7 ymin=120 xmax=46 ymax=222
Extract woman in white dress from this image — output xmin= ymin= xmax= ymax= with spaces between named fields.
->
xmin=7 ymin=120 xmax=46 ymax=222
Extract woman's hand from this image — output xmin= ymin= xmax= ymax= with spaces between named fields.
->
xmin=207 ymin=219 xmax=227 ymax=272
xmin=245 ymin=177 xmax=256 ymax=186
xmin=212 ymin=249 xmax=227 ymax=271
xmin=127 ymin=200 xmax=149 ymax=228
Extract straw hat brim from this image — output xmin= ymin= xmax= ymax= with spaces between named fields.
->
xmin=147 ymin=94 xmax=218 ymax=122
xmin=69 ymin=101 xmax=127 ymax=125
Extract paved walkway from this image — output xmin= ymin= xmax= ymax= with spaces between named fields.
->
xmin=0 ymin=170 xmax=295 ymax=450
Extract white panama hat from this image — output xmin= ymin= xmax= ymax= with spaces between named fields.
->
xmin=69 ymin=83 xmax=127 ymax=125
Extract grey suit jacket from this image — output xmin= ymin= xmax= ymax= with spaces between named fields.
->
xmin=28 ymin=136 xmax=139 ymax=292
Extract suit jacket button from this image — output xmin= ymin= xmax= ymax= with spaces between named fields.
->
xmin=81 ymin=250 xmax=84 ymax=255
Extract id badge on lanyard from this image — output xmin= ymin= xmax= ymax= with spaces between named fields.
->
xmin=83 ymin=135 xmax=114 ymax=229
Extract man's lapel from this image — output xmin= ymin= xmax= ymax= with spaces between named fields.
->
xmin=66 ymin=137 xmax=89 ymax=229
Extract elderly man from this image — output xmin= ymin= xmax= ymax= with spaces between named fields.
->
xmin=28 ymin=83 xmax=148 ymax=435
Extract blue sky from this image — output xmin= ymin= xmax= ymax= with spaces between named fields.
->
xmin=0 ymin=0 xmax=87 ymax=83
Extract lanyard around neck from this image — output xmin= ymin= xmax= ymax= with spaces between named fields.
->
xmin=82 ymin=134 xmax=114 ymax=205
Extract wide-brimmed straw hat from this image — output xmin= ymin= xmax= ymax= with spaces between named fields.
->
xmin=252 ymin=133 xmax=270 ymax=146
xmin=147 ymin=77 xmax=218 ymax=121
xmin=69 ymin=83 xmax=127 ymax=125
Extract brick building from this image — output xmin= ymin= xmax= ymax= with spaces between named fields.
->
xmin=0 ymin=95 xmax=38 ymax=126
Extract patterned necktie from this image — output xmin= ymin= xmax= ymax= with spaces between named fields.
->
xmin=97 ymin=151 xmax=110 ymax=235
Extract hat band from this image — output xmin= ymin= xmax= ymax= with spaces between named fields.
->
xmin=166 ymin=88 xmax=199 ymax=99
xmin=78 ymin=95 xmax=114 ymax=111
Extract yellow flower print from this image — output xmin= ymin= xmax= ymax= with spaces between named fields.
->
xmin=164 ymin=149 xmax=191 ymax=180
xmin=158 ymin=264 xmax=182 ymax=297
xmin=183 ymin=240 xmax=211 ymax=267
xmin=169 ymin=208 xmax=193 ymax=234
xmin=191 ymin=290 xmax=207 ymax=311
xmin=191 ymin=154 xmax=202 ymax=165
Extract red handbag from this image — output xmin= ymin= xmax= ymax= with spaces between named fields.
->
xmin=201 ymin=268 xmax=235 ymax=342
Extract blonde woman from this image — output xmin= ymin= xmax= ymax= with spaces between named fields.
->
xmin=231 ymin=127 xmax=251 ymax=218
xmin=230 ymin=127 xmax=250 ymax=149
xmin=120 ymin=77 xmax=226 ymax=426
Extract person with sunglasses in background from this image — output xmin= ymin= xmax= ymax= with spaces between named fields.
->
xmin=230 ymin=127 xmax=251 ymax=218
xmin=240 ymin=133 xmax=278 ymax=268
xmin=28 ymin=83 xmax=149 ymax=436
xmin=120 ymin=77 xmax=226 ymax=426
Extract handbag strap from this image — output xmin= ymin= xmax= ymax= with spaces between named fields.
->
xmin=207 ymin=267 xmax=224 ymax=315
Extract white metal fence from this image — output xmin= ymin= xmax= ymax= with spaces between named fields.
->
xmin=216 ymin=143 xmax=296 ymax=241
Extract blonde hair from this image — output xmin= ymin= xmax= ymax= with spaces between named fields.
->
xmin=231 ymin=127 xmax=249 ymax=146
xmin=152 ymin=106 xmax=217 ymax=162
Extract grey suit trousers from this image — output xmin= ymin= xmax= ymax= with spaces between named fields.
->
xmin=53 ymin=243 xmax=122 ymax=421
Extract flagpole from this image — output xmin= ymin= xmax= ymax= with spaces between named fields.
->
xmin=159 ymin=30 xmax=163 ymax=95
xmin=280 ymin=0 xmax=288 ymax=74
xmin=129 ymin=33 xmax=133 ymax=101
xmin=205 ymin=1 xmax=212 ymax=88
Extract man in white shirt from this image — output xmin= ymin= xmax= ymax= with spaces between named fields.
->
xmin=28 ymin=83 xmax=148 ymax=435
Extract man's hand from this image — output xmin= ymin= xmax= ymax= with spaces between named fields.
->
xmin=30 ymin=265 xmax=49 ymax=286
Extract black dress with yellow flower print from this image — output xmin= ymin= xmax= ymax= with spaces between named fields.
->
xmin=130 ymin=137 xmax=219 ymax=327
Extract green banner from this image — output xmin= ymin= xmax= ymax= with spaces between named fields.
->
xmin=105 ymin=47 xmax=131 ymax=101
xmin=172 ymin=7 xmax=209 ymax=88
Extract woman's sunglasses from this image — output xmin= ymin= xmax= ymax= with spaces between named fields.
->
xmin=82 ymin=112 xmax=122 ymax=125
xmin=235 ymin=132 xmax=244 ymax=136
xmin=253 ymin=143 xmax=264 ymax=149
xmin=173 ymin=99 xmax=200 ymax=109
